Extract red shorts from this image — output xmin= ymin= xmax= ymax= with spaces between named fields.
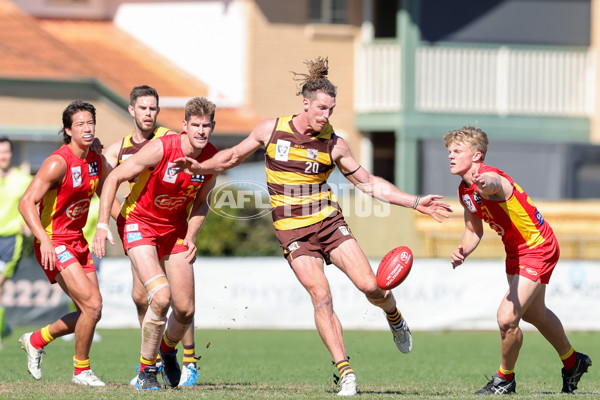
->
xmin=34 ymin=236 xmax=95 ymax=284
xmin=117 ymin=217 xmax=188 ymax=260
xmin=275 ymin=213 xmax=355 ymax=265
xmin=505 ymin=237 xmax=560 ymax=284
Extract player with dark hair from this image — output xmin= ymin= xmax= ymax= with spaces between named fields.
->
xmin=444 ymin=126 xmax=592 ymax=394
xmin=0 ymin=136 xmax=32 ymax=350
xmin=104 ymin=85 xmax=200 ymax=386
xmin=173 ymin=57 xmax=452 ymax=396
xmin=94 ymin=97 xmax=218 ymax=391
xmin=18 ymin=100 xmax=112 ymax=386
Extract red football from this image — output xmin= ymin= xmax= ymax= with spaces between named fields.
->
xmin=376 ymin=246 xmax=413 ymax=290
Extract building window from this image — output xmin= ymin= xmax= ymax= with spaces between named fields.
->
xmin=371 ymin=131 xmax=395 ymax=184
xmin=309 ymin=0 xmax=348 ymax=24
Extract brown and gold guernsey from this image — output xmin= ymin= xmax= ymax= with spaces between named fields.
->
xmin=265 ymin=115 xmax=340 ymax=231
xmin=117 ymin=126 xmax=170 ymax=186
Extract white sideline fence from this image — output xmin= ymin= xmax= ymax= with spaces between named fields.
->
xmin=98 ymin=257 xmax=600 ymax=331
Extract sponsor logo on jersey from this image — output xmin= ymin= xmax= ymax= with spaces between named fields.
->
xmin=473 ymin=191 xmax=482 ymax=204
xmin=535 ymin=210 xmax=544 ymax=226
xmin=127 ymin=232 xmax=143 ymax=243
xmin=57 ymin=250 xmax=74 ymax=263
xmin=88 ymin=161 xmax=99 ymax=177
xmin=163 ymin=163 xmax=178 ymax=184
xmin=154 ymin=194 xmax=187 ymax=210
xmin=338 ymin=226 xmax=350 ymax=236
xmin=489 ymin=221 xmax=506 ymax=237
xmin=71 ymin=166 xmax=82 ymax=188
xmin=65 ymin=199 xmax=91 ymax=220
xmin=526 ymin=267 xmax=538 ymax=276
xmin=275 ymin=139 xmax=291 ymax=162
xmin=191 ymin=174 xmax=205 ymax=183
xmin=307 ymin=148 xmax=319 ymax=160
xmin=462 ymin=194 xmax=477 ymax=213
xmin=288 ymin=241 xmax=299 ymax=251
xmin=125 ymin=224 xmax=139 ymax=232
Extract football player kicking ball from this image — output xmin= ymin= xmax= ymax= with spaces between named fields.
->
xmin=173 ymin=57 xmax=452 ymax=396
xmin=445 ymin=126 xmax=591 ymax=395
xmin=93 ymin=97 xmax=218 ymax=390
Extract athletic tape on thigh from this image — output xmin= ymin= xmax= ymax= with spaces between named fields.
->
xmin=144 ymin=274 xmax=169 ymax=305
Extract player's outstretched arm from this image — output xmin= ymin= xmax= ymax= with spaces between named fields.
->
xmin=333 ymin=135 xmax=452 ymax=222
xmin=173 ymin=118 xmax=274 ymax=175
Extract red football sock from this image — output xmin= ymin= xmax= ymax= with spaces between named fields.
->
xmin=561 ymin=348 xmax=577 ymax=370
xmin=29 ymin=330 xmax=48 ymax=349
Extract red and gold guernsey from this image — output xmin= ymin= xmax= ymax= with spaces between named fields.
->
xmin=119 ymin=133 xmax=217 ymax=230
xmin=117 ymin=126 xmax=170 ymax=187
xmin=265 ymin=115 xmax=340 ymax=231
xmin=38 ymin=145 xmax=102 ymax=241
xmin=458 ymin=163 xmax=556 ymax=256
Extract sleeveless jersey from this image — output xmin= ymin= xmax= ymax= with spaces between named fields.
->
xmin=120 ymin=133 xmax=217 ymax=229
xmin=117 ymin=126 xmax=170 ymax=186
xmin=265 ymin=115 xmax=339 ymax=231
xmin=38 ymin=145 xmax=102 ymax=241
xmin=458 ymin=163 xmax=556 ymax=255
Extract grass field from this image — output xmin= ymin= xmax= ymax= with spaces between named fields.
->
xmin=0 ymin=327 xmax=597 ymax=399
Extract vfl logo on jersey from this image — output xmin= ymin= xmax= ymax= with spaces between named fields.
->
xmin=275 ymin=139 xmax=291 ymax=162
xmin=121 ymin=154 xmax=133 ymax=162
xmin=71 ymin=166 xmax=82 ymax=188
xmin=154 ymin=194 xmax=187 ymax=210
xmin=88 ymin=161 xmax=99 ymax=177
xmin=191 ymin=174 xmax=205 ymax=183
xmin=288 ymin=241 xmax=300 ymax=252
xmin=163 ymin=163 xmax=178 ymax=184
xmin=462 ymin=194 xmax=477 ymax=213
xmin=338 ymin=226 xmax=350 ymax=236
xmin=65 ymin=199 xmax=90 ymax=220
xmin=127 ymin=232 xmax=143 ymax=243
xmin=473 ymin=191 xmax=482 ymax=205
xmin=307 ymin=148 xmax=319 ymax=161
xmin=535 ymin=210 xmax=545 ymax=226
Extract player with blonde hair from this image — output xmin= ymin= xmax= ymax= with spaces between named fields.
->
xmin=445 ymin=126 xmax=591 ymax=394
xmin=104 ymin=85 xmax=200 ymax=387
xmin=94 ymin=97 xmax=218 ymax=390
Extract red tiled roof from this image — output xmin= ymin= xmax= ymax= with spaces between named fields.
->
xmin=0 ymin=0 xmax=90 ymax=80
xmin=0 ymin=0 xmax=263 ymax=134
xmin=37 ymin=18 xmax=208 ymax=99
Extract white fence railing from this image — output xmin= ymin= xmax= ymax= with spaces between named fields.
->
xmin=354 ymin=42 xmax=401 ymax=112
xmin=355 ymin=43 xmax=596 ymax=117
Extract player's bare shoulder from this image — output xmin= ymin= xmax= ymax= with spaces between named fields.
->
xmin=104 ymin=139 xmax=123 ymax=168
xmin=331 ymin=133 xmax=352 ymax=161
xmin=251 ymin=118 xmax=277 ymax=146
